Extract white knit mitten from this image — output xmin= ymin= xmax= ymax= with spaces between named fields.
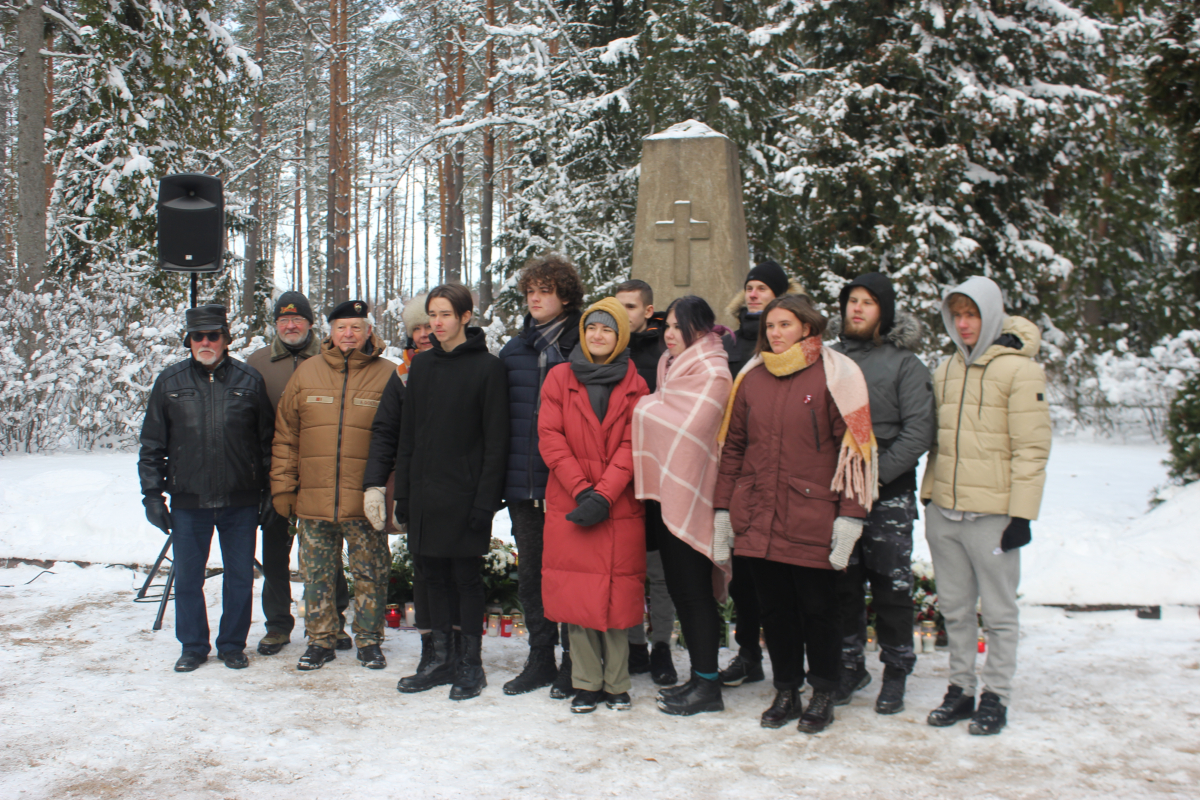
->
xmin=829 ymin=516 xmax=865 ymax=571
xmin=364 ymin=486 xmax=387 ymax=531
xmin=712 ymin=510 xmax=733 ymax=565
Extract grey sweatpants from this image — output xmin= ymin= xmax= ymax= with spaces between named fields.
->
xmin=625 ymin=550 xmax=674 ymax=646
xmin=924 ymin=508 xmax=1021 ymax=705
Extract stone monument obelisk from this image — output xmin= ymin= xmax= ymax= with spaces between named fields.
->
xmin=630 ymin=120 xmax=750 ymax=325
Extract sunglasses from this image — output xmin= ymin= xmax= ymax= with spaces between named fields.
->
xmin=191 ymin=331 xmax=224 ymax=343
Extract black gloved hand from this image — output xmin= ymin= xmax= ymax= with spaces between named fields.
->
xmin=259 ymin=493 xmax=283 ymax=529
xmin=393 ymin=500 xmax=409 ymax=527
xmin=575 ymin=487 xmax=596 ymax=505
xmin=469 ymin=507 xmax=494 ymax=536
xmin=145 ymin=500 xmax=173 ymax=535
xmin=566 ymin=492 xmax=611 ymax=527
xmin=1000 ymin=517 xmax=1032 ymax=552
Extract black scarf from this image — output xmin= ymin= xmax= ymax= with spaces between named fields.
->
xmin=569 ymin=344 xmax=629 ymax=422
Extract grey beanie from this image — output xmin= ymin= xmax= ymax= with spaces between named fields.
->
xmin=584 ymin=309 xmax=619 ymax=332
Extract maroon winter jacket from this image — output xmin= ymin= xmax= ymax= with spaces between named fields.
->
xmin=714 ymin=358 xmax=867 ymax=570
xmin=539 ymin=360 xmax=650 ymax=631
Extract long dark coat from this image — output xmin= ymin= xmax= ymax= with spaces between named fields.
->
xmin=394 ymin=327 xmax=509 ymax=558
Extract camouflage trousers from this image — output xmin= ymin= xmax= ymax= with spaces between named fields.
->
xmin=298 ymin=518 xmax=390 ymax=649
xmin=834 ymin=493 xmax=918 ymax=673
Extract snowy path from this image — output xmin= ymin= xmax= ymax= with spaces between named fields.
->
xmin=0 ymin=563 xmax=1197 ymax=799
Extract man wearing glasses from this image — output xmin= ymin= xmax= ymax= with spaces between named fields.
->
xmin=139 ymin=304 xmax=276 ymax=673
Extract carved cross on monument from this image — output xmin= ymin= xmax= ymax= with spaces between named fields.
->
xmin=654 ymin=200 xmax=710 ymax=287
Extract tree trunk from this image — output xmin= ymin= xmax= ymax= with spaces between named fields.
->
xmin=244 ymin=0 xmax=267 ymax=326
xmin=327 ymin=0 xmax=351 ymax=304
xmin=17 ymin=0 xmax=46 ymax=290
xmin=479 ymin=0 xmax=497 ymax=318
xmin=302 ymin=4 xmax=323 ymax=308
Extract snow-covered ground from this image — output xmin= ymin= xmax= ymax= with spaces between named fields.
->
xmin=1 ymin=438 xmax=1198 ymax=798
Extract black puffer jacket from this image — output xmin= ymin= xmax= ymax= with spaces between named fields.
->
xmin=139 ymin=356 xmax=275 ymax=509
xmin=396 ymin=328 xmax=509 ymax=558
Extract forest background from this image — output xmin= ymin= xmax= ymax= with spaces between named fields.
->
xmin=1 ymin=0 xmax=1198 ymax=487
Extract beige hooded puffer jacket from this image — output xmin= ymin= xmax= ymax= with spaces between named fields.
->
xmin=920 ymin=277 xmax=1052 ymax=520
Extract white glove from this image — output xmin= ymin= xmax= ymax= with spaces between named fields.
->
xmin=712 ymin=510 xmax=733 ymax=565
xmin=829 ymin=516 xmax=864 ymax=571
xmin=364 ymin=486 xmax=387 ymax=531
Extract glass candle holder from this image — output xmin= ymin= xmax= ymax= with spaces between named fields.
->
xmin=487 ymin=613 xmax=501 ymax=637
xmin=404 ymin=601 xmax=416 ymax=627
xmin=501 ymin=614 xmax=513 ymax=637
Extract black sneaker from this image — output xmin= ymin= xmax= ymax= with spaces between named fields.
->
xmin=357 ymin=644 xmax=387 ymax=669
xmin=650 ymin=642 xmax=678 ymax=686
xmin=503 ymin=646 xmax=557 ymax=695
xmin=833 ymin=659 xmax=871 ymax=705
xmin=927 ymin=685 xmax=975 ymax=727
xmin=875 ymin=666 xmax=907 ymax=715
xmin=760 ymin=688 xmax=803 ymax=729
xmin=656 ymin=675 xmax=723 ymax=716
xmin=549 ymin=651 xmax=574 ymax=699
xmin=718 ymin=653 xmax=764 ymax=687
xmin=571 ymin=689 xmax=603 ymax=714
xmin=797 ymin=689 xmax=835 ymax=734
xmin=657 ymin=673 xmax=696 ymax=700
xmin=606 ymin=691 xmax=633 ymax=711
xmin=217 ymin=650 xmax=249 ymax=669
xmin=628 ymin=644 xmax=651 ymax=675
xmin=335 ymin=634 xmax=353 ymax=651
xmin=968 ymin=691 xmax=1007 ymax=735
xmin=174 ymin=652 xmax=207 ymax=672
xmin=297 ymin=645 xmax=336 ymax=671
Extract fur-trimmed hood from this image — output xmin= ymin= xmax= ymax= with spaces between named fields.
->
xmin=827 ymin=309 xmax=924 ymax=353
xmin=725 ymin=278 xmax=807 ymax=319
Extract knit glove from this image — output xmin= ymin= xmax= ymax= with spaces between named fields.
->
xmin=566 ymin=492 xmax=611 ymax=527
xmin=829 ymin=516 xmax=865 ymax=571
xmin=258 ymin=492 xmax=283 ymax=529
xmin=272 ymin=492 xmax=297 ymax=519
xmin=145 ymin=500 xmax=172 ymax=535
xmin=363 ymin=486 xmax=388 ymax=531
xmin=469 ymin=507 xmax=494 ymax=537
xmin=1000 ymin=517 xmax=1032 ymax=552
xmin=712 ymin=510 xmax=733 ymax=565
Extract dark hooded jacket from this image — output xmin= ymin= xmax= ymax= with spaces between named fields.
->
xmin=395 ymin=327 xmax=509 ymax=557
xmin=829 ymin=273 xmax=935 ymax=500
xmin=629 ymin=311 xmax=666 ymax=393
xmin=497 ymin=310 xmax=582 ymax=501
xmin=722 ymin=278 xmax=807 ymax=378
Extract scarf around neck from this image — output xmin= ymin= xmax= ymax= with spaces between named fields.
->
xmin=718 ymin=336 xmax=879 ymax=511
xmin=570 ymin=344 xmax=629 ymax=422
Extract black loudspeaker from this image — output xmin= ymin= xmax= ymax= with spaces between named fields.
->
xmin=157 ymin=174 xmax=224 ymax=273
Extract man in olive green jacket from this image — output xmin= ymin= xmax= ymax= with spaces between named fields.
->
xmin=920 ymin=276 xmax=1051 ymax=736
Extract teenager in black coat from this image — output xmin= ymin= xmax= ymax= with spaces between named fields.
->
xmin=394 ymin=283 xmax=509 ymax=701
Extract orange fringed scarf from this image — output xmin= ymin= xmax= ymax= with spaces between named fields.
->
xmin=717 ymin=336 xmax=878 ymax=511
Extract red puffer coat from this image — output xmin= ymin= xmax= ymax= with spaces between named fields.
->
xmin=539 ymin=359 xmax=649 ymax=631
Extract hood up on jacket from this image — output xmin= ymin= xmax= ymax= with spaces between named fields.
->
xmin=838 ymin=272 xmax=897 ymax=336
xmin=828 ymin=308 xmax=924 ymax=352
xmin=942 ymin=276 xmax=1007 ymax=368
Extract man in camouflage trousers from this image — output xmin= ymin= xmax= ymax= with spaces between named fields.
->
xmin=829 ymin=273 xmax=935 ymax=714
xmin=272 ymin=300 xmax=396 ymax=671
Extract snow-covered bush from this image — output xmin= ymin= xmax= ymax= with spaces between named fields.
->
xmin=1165 ymin=337 xmax=1200 ymax=484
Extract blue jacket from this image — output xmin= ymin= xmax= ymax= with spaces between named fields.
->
xmin=498 ymin=311 xmax=581 ymax=500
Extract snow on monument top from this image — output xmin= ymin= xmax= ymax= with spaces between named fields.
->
xmin=645 ymin=119 xmax=726 ymax=140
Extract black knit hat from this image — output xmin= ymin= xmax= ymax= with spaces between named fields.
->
xmin=838 ymin=272 xmax=897 ymax=336
xmin=745 ymin=259 xmax=789 ymax=299
xmin=274 ymin=291 xmax=314 ymax=324
xmin=327 ymin=299 xmax=370 ymax=322
xmin=183 ymin=304 xmax=229 ymax=345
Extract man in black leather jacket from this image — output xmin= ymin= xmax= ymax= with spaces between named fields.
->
xmin=138 ymin=305 xmax=276 ymax=673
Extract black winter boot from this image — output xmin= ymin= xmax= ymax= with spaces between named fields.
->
xmin=927 ymin=684 xmax=975 ymax=727
xmin=649 ymin=642 xmax=678 ymax=686
xmin=503 ymin=646 xmax=558 ymax=695
xmin=415 ymin=633 xmax=435 ymax=675
xmin=449 ymin=634 xmax=487 ymax=701
xmin=875 ymin=666 xmax=907 ymax=715
xmin=397 ymin=631 xmax=455 ymax=693
xmin=968 ymin=691 xmax=1007 ymax=735
xmin=796 ymin=689 xmax=835 ymax=733
xmin=356 ymin=644 xmax=387 ymax=670
xmin=296 ymin=645 xmax=335 ymax=671
xmin=718 ymin=653 xmax=764 ymax=687
xmin=833 ymin=656 xmax=871 ymax=705
xmin=760 ymin=688 xmax=803 ymax=729
xmin=656 ymin=675 xmax=723 ymax=716
xmin=571 ymin=689 xmax=602 ymax=714
xmin=549 ymin=650 xmax=573 ymax=699
xmin=657 ymin=672 xmax=696 ymax=700
xmin=628 ymin=643 xmax=651 ymax=675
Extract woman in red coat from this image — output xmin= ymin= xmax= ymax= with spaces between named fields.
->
xmin=539 ymin=297 xmax=650 ymax=714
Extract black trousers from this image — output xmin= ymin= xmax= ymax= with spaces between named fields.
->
xmin=415 ymin=554 xmax=484 ymax=636
xmin=260 ymin=514 xmax=347 ymax=635
xmin=412 ymin=554 xmax=459 ymax=631
xmin=509 ymin=500 xmax=564 ymax=650
xmin=653 ymin=503 xmax=720 ymax=675
xmin=728 ymin=555 xmax=763 ymax=661
xmin=749 ymin=557 xmax=840 ymax=692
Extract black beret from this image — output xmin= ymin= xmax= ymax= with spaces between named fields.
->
xmin=327 ymin=299 xmax=369 ymax=322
